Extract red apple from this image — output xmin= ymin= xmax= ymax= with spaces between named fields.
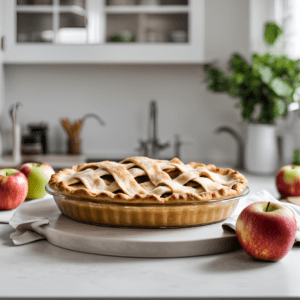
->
xmin=276 ymin=165 xmax=300 ymax=197
xmin=0 ymin=169 xmax=28 ymax=210
xmin=19 ymin=163 xmax=55 ymax=200
xmin=236 ymin=201 xmax=297 ymax=261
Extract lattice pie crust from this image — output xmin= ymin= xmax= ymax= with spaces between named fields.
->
xmin=49 ymin=156 xmax=248 ymax=203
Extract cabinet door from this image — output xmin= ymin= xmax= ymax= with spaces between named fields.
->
xmin=3 ymin=0 xmax=205 ymax=64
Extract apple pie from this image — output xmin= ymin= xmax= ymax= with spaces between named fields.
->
xmin=47 ymin=156 xmax=249 ymax=227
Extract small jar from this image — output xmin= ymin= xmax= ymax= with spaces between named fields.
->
xmin=22 ymin=135 xmax=43 ymax=155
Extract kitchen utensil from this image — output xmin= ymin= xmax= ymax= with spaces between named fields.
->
xmin=9 ymin=102 xmax=22 ymax=126
xmin=9 ymin=106 xmax=15 ymax=124
xmin=15 ymin=102 xmax=22 ymax=124
xmin=9 ymin=102 xmax=22 ymax=164
xmin=61 ymin=118 xmax=83 ymax=155
xmin=61 ymin=114 xmax=105 ymax=155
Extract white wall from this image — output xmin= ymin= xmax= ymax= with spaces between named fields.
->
xmin=1 ymin=0 xmax=250 ymax=165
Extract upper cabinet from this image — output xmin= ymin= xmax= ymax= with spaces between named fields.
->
xmin=2 ymin=0 xmax=205 ymax=63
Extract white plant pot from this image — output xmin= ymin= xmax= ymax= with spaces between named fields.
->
xmin=245 ymin=123 xmax=279 ymax=174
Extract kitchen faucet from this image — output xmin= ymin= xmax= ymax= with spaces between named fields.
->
xmin=137 ymin=100 xmax=170 ymax=158
xmin=82 ymin=113 xmax=105 ymax=127
xmin=215 ymin=126 xmax=244 ymax=170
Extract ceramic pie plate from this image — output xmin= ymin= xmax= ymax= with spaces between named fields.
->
xmin=45 ymin=185 xmax=250 ymax=228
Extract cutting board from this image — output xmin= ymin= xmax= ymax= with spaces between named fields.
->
xmin=285 ymin=196 xmax=300 ymax=206
xmin=11 ymin=198 xmax=240 ymax=258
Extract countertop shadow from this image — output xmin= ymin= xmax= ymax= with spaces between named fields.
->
xmin=202 ymin=250 xmax=274 ymax=273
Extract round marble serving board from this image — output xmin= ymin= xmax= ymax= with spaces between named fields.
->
xmin=286 ymin=196 xmax=300 ymax=206
xmin=14 ymin=198 xmax=240 ymax=258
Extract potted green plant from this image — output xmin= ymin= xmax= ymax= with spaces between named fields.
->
xmin=205 ymin=22 xmax=300 ymax=174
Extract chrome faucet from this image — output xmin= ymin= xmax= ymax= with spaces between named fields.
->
xmin=137 ymin=100 xmax=170 ymax=158
xmin=82 ymin=113 xmax=105 ymax=126
xmin=215 ymin=126 xmax=244 ymax=170
xmin=174 ymin=134 xmax=192 ymax=159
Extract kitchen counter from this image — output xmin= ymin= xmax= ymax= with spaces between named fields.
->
xmin=0 ymin=154 xmax=86 ymax=169
xmin=0 ymin=171 xmax=299 ymax=299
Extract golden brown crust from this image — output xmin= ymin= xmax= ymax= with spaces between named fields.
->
xmin=48 ymin=156 xmax=248 ymax=204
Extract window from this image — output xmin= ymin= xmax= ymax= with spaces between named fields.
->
xmin=281 ymin=0 xmax=300 ymax=59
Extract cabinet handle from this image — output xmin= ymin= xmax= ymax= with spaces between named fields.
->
xmin=1 ymin=36 xmax=6 ymax=51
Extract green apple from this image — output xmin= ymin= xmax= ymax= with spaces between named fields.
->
xmin=19 ymin=163 xmax=55 ymax=200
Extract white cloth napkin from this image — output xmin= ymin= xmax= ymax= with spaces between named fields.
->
xmin=10 ymin=219 xmax=49 ymax=245
xmin=222 ymin=190 xmax=300 ymax=242
xmin=0 ymin=194 xmax=52 ymax=224
xmin=6 ymin=195 xmax=53 ymax=245
xmin=0 ymin=209 xmax=18 ymax=223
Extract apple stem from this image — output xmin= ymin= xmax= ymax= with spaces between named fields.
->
xmin=266 ymin=202 xmax=270 ymax=212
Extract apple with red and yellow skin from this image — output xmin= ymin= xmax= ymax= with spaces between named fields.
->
xmin=276 ymin=165 xmax=300 ymax=197
xmin=236 ymin=201 xmax=297 ymax=261
xmin=19 ymin=163 xmax=55 ymax=200
xmin=0 ymin=169 xmax=28 ymax=210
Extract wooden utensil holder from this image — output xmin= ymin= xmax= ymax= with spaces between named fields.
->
xmin=68 ymin=137 xmax=81 ymax=155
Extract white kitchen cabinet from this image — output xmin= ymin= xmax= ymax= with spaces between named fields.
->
xmin=2 ymin=0 xmax=205 ymax=63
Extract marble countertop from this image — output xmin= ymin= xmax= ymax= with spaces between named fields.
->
xmin=0 ymin=154 xmax=86 ymax=169
xmin=1 ymin=171 xmax=299 ymax=299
